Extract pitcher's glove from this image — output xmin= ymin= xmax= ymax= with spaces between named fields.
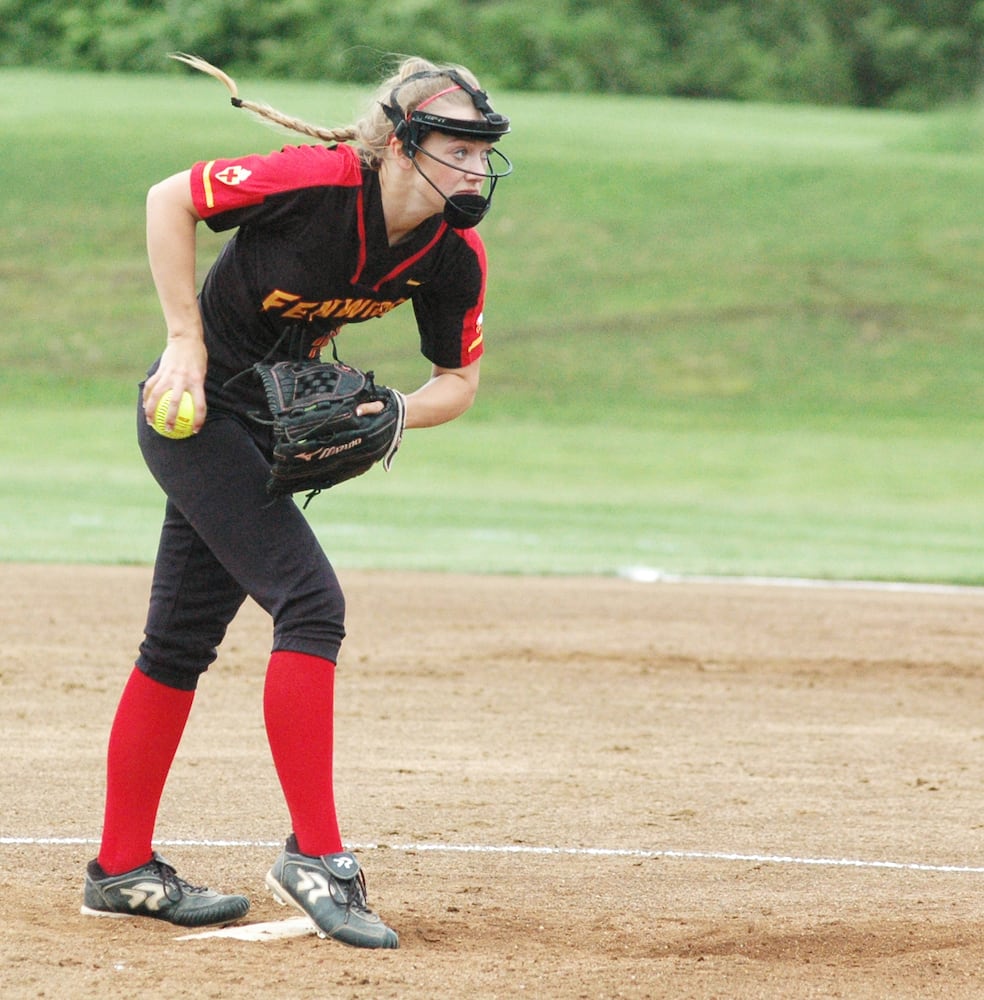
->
xmin=254 ymin=360 xmax=406 ymax=504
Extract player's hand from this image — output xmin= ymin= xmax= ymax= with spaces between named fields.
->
xmin=355 ymin=400 xmax=385 ymax=417
xmin=143 ymin=337 xmax=208 ymax=434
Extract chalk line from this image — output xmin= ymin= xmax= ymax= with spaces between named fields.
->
xmin=616 ymin=566 xmax=984 ymax=595
xmin=4 ymin=836 xmax=983 ymax=875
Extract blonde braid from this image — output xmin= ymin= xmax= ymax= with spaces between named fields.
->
xmin=169 ymin=53 xmax=358 ymax=146
xmin=169 ymin=53 xmax=489 ymax=169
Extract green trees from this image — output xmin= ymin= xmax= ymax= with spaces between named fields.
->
xmin=0 ymin=0 xmax=981 ymax=109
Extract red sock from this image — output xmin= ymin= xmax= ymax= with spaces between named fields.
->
xmin=98 ymin=667 xmax=195 ymax=875
xmin=263 ymin=650 xmax=343 ymax=857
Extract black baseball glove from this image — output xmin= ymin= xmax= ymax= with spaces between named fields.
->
xmin=253 ymin=359 xmax=406 ymax=504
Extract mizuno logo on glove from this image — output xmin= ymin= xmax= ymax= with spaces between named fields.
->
xmin=296 ymin=437 xmax=363 ymax=462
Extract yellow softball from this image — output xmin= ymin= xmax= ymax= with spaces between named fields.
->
xmin=153 ymin=389 xmax=196 ymax=439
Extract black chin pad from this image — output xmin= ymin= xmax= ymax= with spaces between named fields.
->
xmin=443 ymin=193 xmax=489 ymax=229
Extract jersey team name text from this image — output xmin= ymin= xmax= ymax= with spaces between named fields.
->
xmin=262 ymin=289 xmax=408 ymax=323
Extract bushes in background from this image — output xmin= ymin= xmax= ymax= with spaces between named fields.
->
xmin=0 ymin=0 xmax=981 ymax=109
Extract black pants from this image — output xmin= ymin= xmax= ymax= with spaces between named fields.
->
xmin=134 ymin=397 xmax=346 ymax=691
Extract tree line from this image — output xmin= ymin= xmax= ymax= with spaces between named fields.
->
xmin=2 ymin=0 xmax=982 ymax=110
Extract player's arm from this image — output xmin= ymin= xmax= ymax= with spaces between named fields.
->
xmin=402 ymin=359 xmax=481 ymax=429
xmin=143 ymin=169 xmax=208 ymax=433
xmin=356 ymin=359 xmax=480 ymax=428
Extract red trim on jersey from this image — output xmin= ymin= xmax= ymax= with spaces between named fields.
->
xmin=458 ymin=228 xmax=488 ymax=366
xmin=371 ymin=223 xmax=448 ymax=292
xmin=350 ymin=185 xmax=368 ymax=285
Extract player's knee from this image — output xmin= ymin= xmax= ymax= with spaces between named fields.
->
xmin=271 ymin=577 xmax=346 ymax=661
xmin=135 ymin=649 xmax=210 ymax=691
xmin=137 ymin=615 xmax=235 ymax=689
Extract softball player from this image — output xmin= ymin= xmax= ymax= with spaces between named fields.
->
xmin=80 ymin=55 xmax=511 ymax=948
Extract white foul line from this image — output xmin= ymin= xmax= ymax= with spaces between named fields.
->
xmin=616 ymin=566 xmax=984 ymax=595
xmin=3 ymin=836 xmax=984 ymax=875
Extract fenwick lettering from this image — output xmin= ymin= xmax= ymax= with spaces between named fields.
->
xmin=262 ymin=289 xmax=407 ymax=322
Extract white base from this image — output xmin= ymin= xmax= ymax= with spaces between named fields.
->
xmin=175 ymin=916 xmax=316 ymax=942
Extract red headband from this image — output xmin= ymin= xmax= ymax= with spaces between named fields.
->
xmin=414 ymin=85 xmax=463 ymax=113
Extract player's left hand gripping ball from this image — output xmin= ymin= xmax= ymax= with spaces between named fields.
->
xmin=153 ymin=389 xmax=196 ymax=439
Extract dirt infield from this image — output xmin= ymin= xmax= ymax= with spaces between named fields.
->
xmin=2 ymin=562 xmax=983 ymax=998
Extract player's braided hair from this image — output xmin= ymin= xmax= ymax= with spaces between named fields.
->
xmin=170 ymin=53 xmax=485 ymax=169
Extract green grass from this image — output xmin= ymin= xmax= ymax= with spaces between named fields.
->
xmin=2 ymin=68 xmax=983 ymax=581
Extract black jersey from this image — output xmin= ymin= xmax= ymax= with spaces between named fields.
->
xmin=189 ymin=143 xmax=488 ymax=412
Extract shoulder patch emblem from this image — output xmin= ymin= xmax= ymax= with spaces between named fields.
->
xmin=214 ymin=165 xmax=252 ymax=187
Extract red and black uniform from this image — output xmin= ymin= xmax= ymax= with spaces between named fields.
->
xmin=93 ymin=85 xmax=508 ymax=886
xmin=136 ymin=143 xmax=489 ymax=690
xmin=192 ymin=143 xmax=486 ymax=412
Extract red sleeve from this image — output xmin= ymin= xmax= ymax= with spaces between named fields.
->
xmin=457 ymin=228 xmax=487 ymax=366
xmin=190 ymin=144 xmax=362 ymax=219
xmin=412 ymin=226 xmax=488 ymax=368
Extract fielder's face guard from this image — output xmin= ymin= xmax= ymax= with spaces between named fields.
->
xmin=381 ymin=70 xmax=512 ymax=228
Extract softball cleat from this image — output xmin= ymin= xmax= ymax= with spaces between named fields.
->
xmin=266 ymin=836 xmax=399 ymax=949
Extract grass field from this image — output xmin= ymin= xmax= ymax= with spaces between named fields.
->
xmin=1 ymin=68 xmax=982 ymax=581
